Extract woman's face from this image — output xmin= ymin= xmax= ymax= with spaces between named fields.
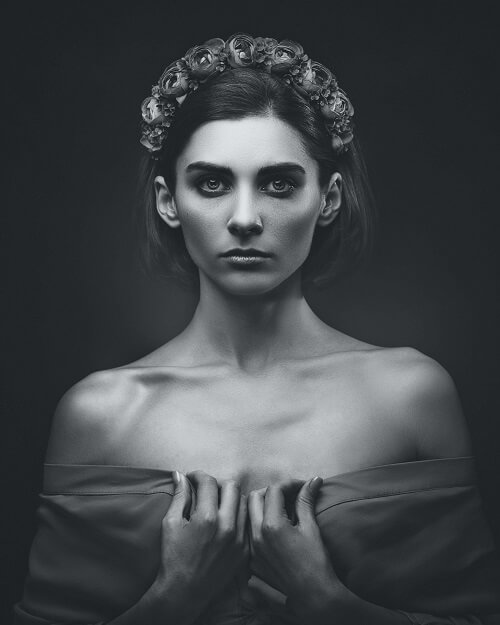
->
xmin=155 ymin=115 xmax=341 ymax=296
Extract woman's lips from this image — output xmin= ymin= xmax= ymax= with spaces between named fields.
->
xmin=220 ymin=249 xmax=271 ymax=257
xmin=222 ymin=255 xmax=271 ymax=265
xmin=220 ymin=249 xmax=272 ymax=265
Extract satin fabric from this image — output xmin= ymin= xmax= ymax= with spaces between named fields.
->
xmin=12 ymin=457 xmax=500 ymax=624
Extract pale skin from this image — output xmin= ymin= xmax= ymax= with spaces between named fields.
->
xmin=45 ymin=115 xmax=473 ymax=624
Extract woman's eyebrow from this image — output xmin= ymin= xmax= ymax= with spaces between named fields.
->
xmin=185 ymin=161 xmax=306 ymax=176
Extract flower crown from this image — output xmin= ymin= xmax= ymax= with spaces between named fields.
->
xmin=140 ymin=33 xmax=354 ymax=159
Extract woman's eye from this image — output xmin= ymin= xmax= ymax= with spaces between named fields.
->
xmin=264 ymin=178 xmax=296 ymax=195
xmin=195 ymin=176 xmax=296 ymax=196
xmin=197 ymin=177 xmax=228 ymax=194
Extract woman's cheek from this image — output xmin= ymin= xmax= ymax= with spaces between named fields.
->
xmin=177 ymin=208 xmax=222 ymax=267
xmin=273 ymin=203 xmax=320 ymax=264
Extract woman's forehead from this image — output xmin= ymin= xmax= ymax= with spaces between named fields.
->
xmin=177 ymin=116 xmax=315 ymax=174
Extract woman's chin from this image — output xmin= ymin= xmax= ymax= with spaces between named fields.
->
xmin=209 ymin=271 xmax=293 ymax=297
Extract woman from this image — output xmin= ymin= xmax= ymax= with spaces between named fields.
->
xmin=13 ymin=33 xmax=500 ymax=625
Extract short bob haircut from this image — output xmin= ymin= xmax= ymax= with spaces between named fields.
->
xmin=138 ymin=67 xmax=376 ymax=289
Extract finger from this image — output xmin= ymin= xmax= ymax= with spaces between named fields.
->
xmin=244 ymin=575 xmax=287 ymax=610
xmin=265 ymin=478 xmax=304 ymax=525
xmin=275 ymin=478 xmax=306 ymax=497
xmin=187 ymin=470 xmax=219 ymax=521
xmin=186 ymin=474 xmax=196 ymax=518
xmin=249 ymin=556 xmax=284 ymax=595
xmin=248 ymin=488 xmax=266 ymax=546
xmin=263 ymin=484 xmax=290 ymax=526
xmin=165 ymin=471 xmax=192 ymax=520
xmin=295 ymin=476 xmax=323 ymax=526
xmin=218 ymin=479 xmax=240 ymax=527
xmin=236 ymin=493 xmax=248 ymax=546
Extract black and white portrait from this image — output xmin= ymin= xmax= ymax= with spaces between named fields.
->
xmin=4 ymin=2 xmax=500 ymax=624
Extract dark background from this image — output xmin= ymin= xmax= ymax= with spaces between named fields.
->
xmin=3 ymin=0 xmax=499 ymax=618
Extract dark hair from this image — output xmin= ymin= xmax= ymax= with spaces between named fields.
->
xmin=138 ymin=67 xmax=376 ymax=289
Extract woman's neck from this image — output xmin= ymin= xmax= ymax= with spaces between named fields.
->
xmin=181 ymin=272 xmax=334 ymax=372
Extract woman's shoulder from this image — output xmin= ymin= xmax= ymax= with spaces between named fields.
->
xmin=361 ymin=344 xmax=449 ymax=375
xmin=44 ymin=367 xmax=141 ymax=465
xmin=319 ymin=334 xmax=454 ymax=383
xmin=363 ymin=345 xmax=460 ymax=405
xmin=360 ymin=346 xmax=473 ymax=459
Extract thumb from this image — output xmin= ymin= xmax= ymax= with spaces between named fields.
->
xmin=295 ymin=476 xmax=323 ymax=525
xmin=165 ymin=471 xmax=192 ymax=520
xmin=243 ymin=575 xmax=287 ymax=610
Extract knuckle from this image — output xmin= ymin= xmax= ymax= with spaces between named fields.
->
xmin=236 ymin=533 xmax=248 ymax=551
xmin=252 ymin=537 xmax=265 ymax=556
xmin=297 ymin=493 xmax=312 ymax=506
xmin=218 ymin=522 xmax=236 ymax=541
xmin=196 ymin=512 xmax=218 ymax=528
xmin=162 ymin=514 xmax=177 ymax=529
xmin=261 ymin=520 xmax=282 ymax=535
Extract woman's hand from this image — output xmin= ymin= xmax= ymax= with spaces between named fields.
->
xmin=248 ymin=477 xmax=346 ymax=624
xmin=150 ymin=470 xmax=249 ymax=625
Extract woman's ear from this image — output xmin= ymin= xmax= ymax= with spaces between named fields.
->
xmin=154 ymin=175 xmax=181 ymax=228
xmin=317 ymin=172 xmax=342 ymax=227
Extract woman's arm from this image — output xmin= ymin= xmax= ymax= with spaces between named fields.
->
xmin=18 ymin=376 xmax=249 ymax=625
xmin=93 ymin=576 xmax=197 ymax=625
xmin=248 ymin=478 xmax=498 ymax=625
xmin=247 ymin=478 xmax=409 ymax=625
xmin=15 ymin=469 xmax=248 ymax=625
xmin=374 ymin=347 xmax=473 ymax=460
xmin=247 ymin=354 xmax=496 ymax=624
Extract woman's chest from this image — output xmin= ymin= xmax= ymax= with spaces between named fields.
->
xmin=111 ymin=365 xmax=414 ymax=492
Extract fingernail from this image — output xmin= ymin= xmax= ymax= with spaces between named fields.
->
xmin=173 ymin=470 xmax=180 ymax=485
xmin=311 ymin=476 xmax=323 ymax=488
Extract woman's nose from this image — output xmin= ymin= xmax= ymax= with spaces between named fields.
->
xmin=226 ymin=190 xmax=263 ymax=236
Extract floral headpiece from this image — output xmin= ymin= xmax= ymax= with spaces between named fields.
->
xmin=140 ymin=33 xmax=354 ymax=159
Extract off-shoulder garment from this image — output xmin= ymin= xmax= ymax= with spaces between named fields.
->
xmin=13 ymin=457 xmax=500 ymax=624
